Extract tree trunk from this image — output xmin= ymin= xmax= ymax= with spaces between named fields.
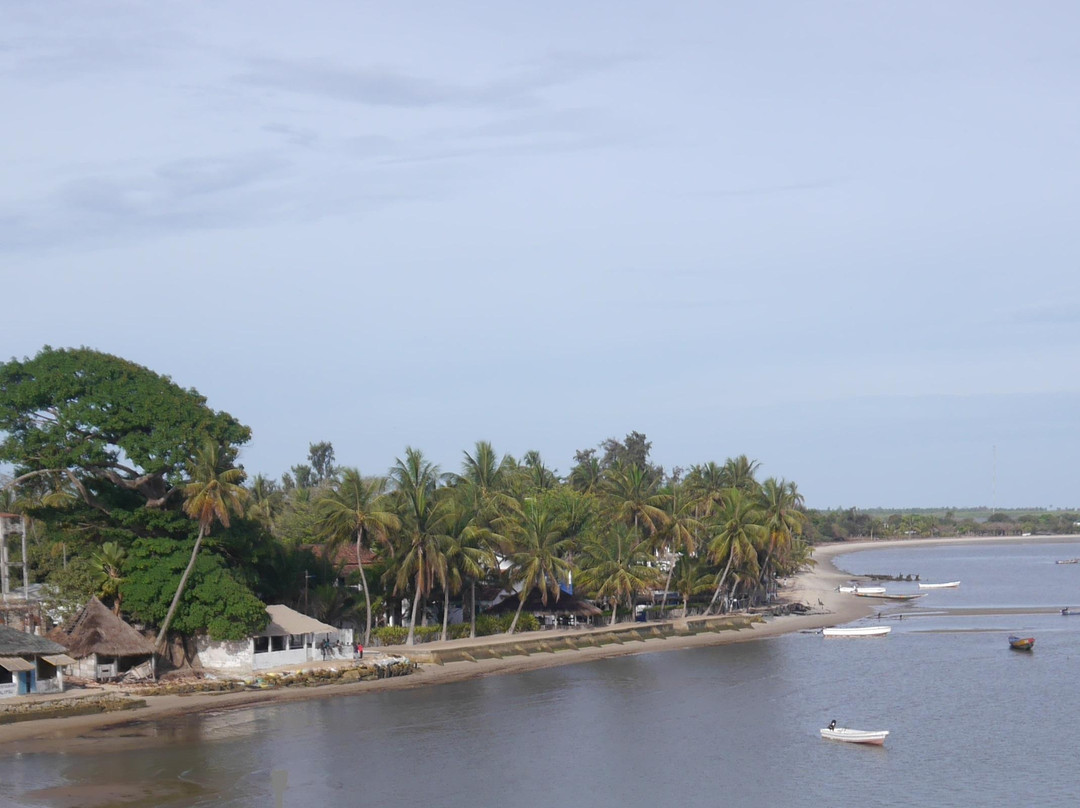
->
xmin=469 ymin=580 xmax=477 ymax=639
xmin=406 ymin=576 xmax=422 ymax=645
xmin=707 ymin=551 xmax=736 ymax=615
xmin=659 ymin=559 xmax=675 ymax=615
xmin=155 ymin=524 xmax=206 ymax=652
xmin=609 ymin=598 xmax=618 ymax=626
xmin=441 ymin=587 xmax=450 ymax=641
xmin=683 ymin=593 xmax=690 ymax=618
xmin=356 ymin=531 xmax=373 ymax=647
xmin=508 ymin=591 xmax=526 ymax=634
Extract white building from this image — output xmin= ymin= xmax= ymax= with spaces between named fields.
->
xmin=196 ymin=604 xmax=350 ymax=673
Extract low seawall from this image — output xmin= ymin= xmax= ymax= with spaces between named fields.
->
xmin=398 ymin=615 xmax=762 ymax=665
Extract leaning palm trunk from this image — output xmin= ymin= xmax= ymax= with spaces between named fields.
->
xmin=441 ymin=588 xmax=450 ymax=641
xmin=659 ymin=562 xmax=675 ymax=615
xmin=356 ymin=532 xmax=373 ymax=647
xmin=406 ymin=577 xmax=423 ymax=645
xmin=707 ymin=552 xmax=736 ymax=615
xmin=469 ymin=580 xmax=477 ymax=639
xmin=609 ymin=598 xmax=618 ymax=626
xmin=508 ymin=592 xmax=526 ymax=634
xmin=155 ymin=525 xmax=206 ymax=653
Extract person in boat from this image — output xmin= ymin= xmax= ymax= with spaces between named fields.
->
xmin=828 ymin=719 xmax=837 ymax=730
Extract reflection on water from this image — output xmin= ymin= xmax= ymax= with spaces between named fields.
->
xmin=3 ymin=540 xmax=1080 ymax=807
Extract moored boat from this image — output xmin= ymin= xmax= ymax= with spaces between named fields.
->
xmin=823 ymin=626 xmax=891 ymax=638
xmin=918 ymin=581 xmax=960 ymax=589
xmin=820 ymin=726 xmax=890 ymax=745
xmin=854 ymin=592 xmax=924 ymax=601
xmin=1056 ymin=558 xmax=1080 ymax=565
xmin=1008 ymin=636 xmax=1035 ymax=650
xmin=838 ymin=585 xmax=886 ymax=594
xmin=1063 ymin=608 xmax=1079 ymax=616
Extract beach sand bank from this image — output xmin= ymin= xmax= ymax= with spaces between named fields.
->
xmin=2 ymin=533 xmax=1073 ymax=753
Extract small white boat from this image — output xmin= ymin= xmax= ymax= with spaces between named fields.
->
xmin=854 ymin=592 xmax=924 ymax=601
xmin=838 ymin=585 xmax=886 ymax=594
xmin=1056 ymin=559 xmax=1080 ymax=565
xmin=918 ymin=581 xmax=960 ymax=589
xmin=820 ymin=726 xmax=890 ymax=745
xmin=822 ymin=626 xmax=891 ymax=638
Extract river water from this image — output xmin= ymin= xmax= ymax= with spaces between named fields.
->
xmin=3 ymin=539 xmax=1079 ymax=807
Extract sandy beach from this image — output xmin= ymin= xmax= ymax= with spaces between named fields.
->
xmin=2 ymin=533 xmax=1074 ymax=753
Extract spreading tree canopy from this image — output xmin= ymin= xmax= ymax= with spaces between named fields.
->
xmin=0 ymin=346 xmax=250 ymax=511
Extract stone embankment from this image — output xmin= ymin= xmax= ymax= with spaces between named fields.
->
xmin=0 ymin=694 xmax=146 ymax=725
xmin=396 ymin=615 xmax=762 ymax=665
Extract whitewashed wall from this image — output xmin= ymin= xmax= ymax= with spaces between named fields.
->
xmin=195 ymin=637 xmax=253 ymax=672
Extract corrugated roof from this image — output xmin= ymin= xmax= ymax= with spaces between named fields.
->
xmin=260 ymin=605 xmax=338 ymax=637
xmin=0 ymin=657 xmax=34 ymax=672
xmin=42 ymin=654 xmax=77 ymax=666
xmin=0 ymin=625 xmax=67 ymax=656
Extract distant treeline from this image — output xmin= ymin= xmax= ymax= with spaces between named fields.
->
xmin=805 ymin=508 xmax=1080 ymax=542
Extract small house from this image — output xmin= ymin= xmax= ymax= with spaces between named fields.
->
xmin=196 ymin=604 xmax=348 ymax=673
xmin=0 ymin=625 xmax=73 ymax=697
xmin=49 ymin=597 xmax=156 ymax=681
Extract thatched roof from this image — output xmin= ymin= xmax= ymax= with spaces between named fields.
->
xmin=0 ymin=624 xmax=67 ymax=656
xmin=485 ymin=589 xmax=602 ymax=617
xmin=49 ymin=597 xmax=154 ymax=659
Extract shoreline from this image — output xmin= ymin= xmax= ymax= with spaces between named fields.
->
xmin=3 ymin=533 xmax=1076 ymax=751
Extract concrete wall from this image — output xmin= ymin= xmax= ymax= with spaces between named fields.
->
xmin=196 ymin=637 xmax=254 ymax=672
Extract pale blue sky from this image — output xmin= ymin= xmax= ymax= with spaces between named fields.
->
xmin=3 ymin=2 xmax=1078 ymax=508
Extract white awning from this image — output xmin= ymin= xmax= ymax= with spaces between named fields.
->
xmin=260 ymin=605 xmax=338 ymax=637
xmin=0 ymin=657 xmax=34 ymax=672
xmin=42 ymin=654 xmax=77 ymax=666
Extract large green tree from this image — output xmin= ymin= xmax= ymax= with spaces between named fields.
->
xmin=0 ymin=347 xmax=250 ymax=511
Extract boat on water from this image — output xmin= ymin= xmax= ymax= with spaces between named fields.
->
xmin=854 ymin=592 xmax=924 ymax=601
xmin=820 ymin=726 xmax=890 ymax=745
xmin=838 ymin=585 xmax=886 ymax=594
xmin=1063 ymin=608 xmax=1079 ymax=616
xmin=918 ymin=581 xmax=960 ymax=589
xmin=823 ymin=626 xmax=891 ymax=638
xmin=1056 ymin=559 xmax=1080 ymax=565
xmin=1008 ymin=636 xmax=1035 ymax=650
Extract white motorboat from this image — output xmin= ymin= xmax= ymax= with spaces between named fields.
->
xmin=820 ymin=726 xmax=890 ymax=745
xmin=918 ymin=581 xmax=960 ymax=589
xmin=838 ymin=585 xmax=886 ymax=594
xmin=822 ymin=626 xmax=891 ymax=638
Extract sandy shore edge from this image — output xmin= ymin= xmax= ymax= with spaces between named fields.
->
xmin=3 ymin=533 xmax=1075 ymax=751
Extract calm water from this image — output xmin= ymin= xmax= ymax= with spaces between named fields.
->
xmin=3 ymin=539 xmax=1080 ymax=807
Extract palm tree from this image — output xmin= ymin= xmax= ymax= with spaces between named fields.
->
xmin=672 ymin=556 xmax=714 ymax=617
xmin=91 ymin=541 xmax=126 ymax=615
xmin=439 ymin=491 xmax=497 ymax=640
xmin=247 ymin=474 xmax=283 ymax=529
xmin=720 ymin=455 xmax=762 ymax=494
xmin=603 ymin=463 xmax=670 ymax=536
xmin=705 ymin=488 xmax=764 ymax=614
xmin=389 ymin=447 xmax=449 ymax=645
xmin=568 ymin=455 xmax=602 ymax=494
xmin=578 ymin=525 xmax=660 ymax=625
xmin=657 ymin=480 xmax=703 ymax=612
xmin=155 ymin=442 xmax=248 ymax=651
xmin=501 ymin=497 xmax=573 ymax=634
xmin=315 ymin=468 xmax=400 ymax=646
xmin=757 ymin=478 xmax=806 ymax=600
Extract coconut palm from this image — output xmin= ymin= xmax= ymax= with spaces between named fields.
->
xmin=438 ymin=490 xmax=497 ymax=640
xmin=656 ymin=480 xmax=703 ymax=612
xmin=500 ymin=496 xmax=574 ymax=633
xmin=577 ymin=525 xmax=660 ymax=625
xmin=315 ymin=468 xmax=400 ymax=646
xmin=705 ymin=488 xmax=764 ymax=614
xmin=671 ymin=556 xmax=714 ymax=617
xmin=603 ymin=463 xmax=670 ymax=536
xmin=756 ymin=478 xmax=807 ymax=599
xmin=388 ymin=448 xmax=449 ymax=645
xmin=156 ymin=441 xmax=248 ymax=651
xmin=720 ymin=455 xmax=762 ymax=494
xmin=91 ymin=541 xmax=126 ymax=615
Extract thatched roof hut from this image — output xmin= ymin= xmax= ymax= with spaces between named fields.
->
xmin=0 ymin=625 xmax=67 ymax=657
xmin=49 ymin=597 xmax=154 ymax=680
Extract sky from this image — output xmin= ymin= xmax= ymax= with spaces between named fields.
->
xmin=2 ymin=2 xmax=1079 ymax=509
